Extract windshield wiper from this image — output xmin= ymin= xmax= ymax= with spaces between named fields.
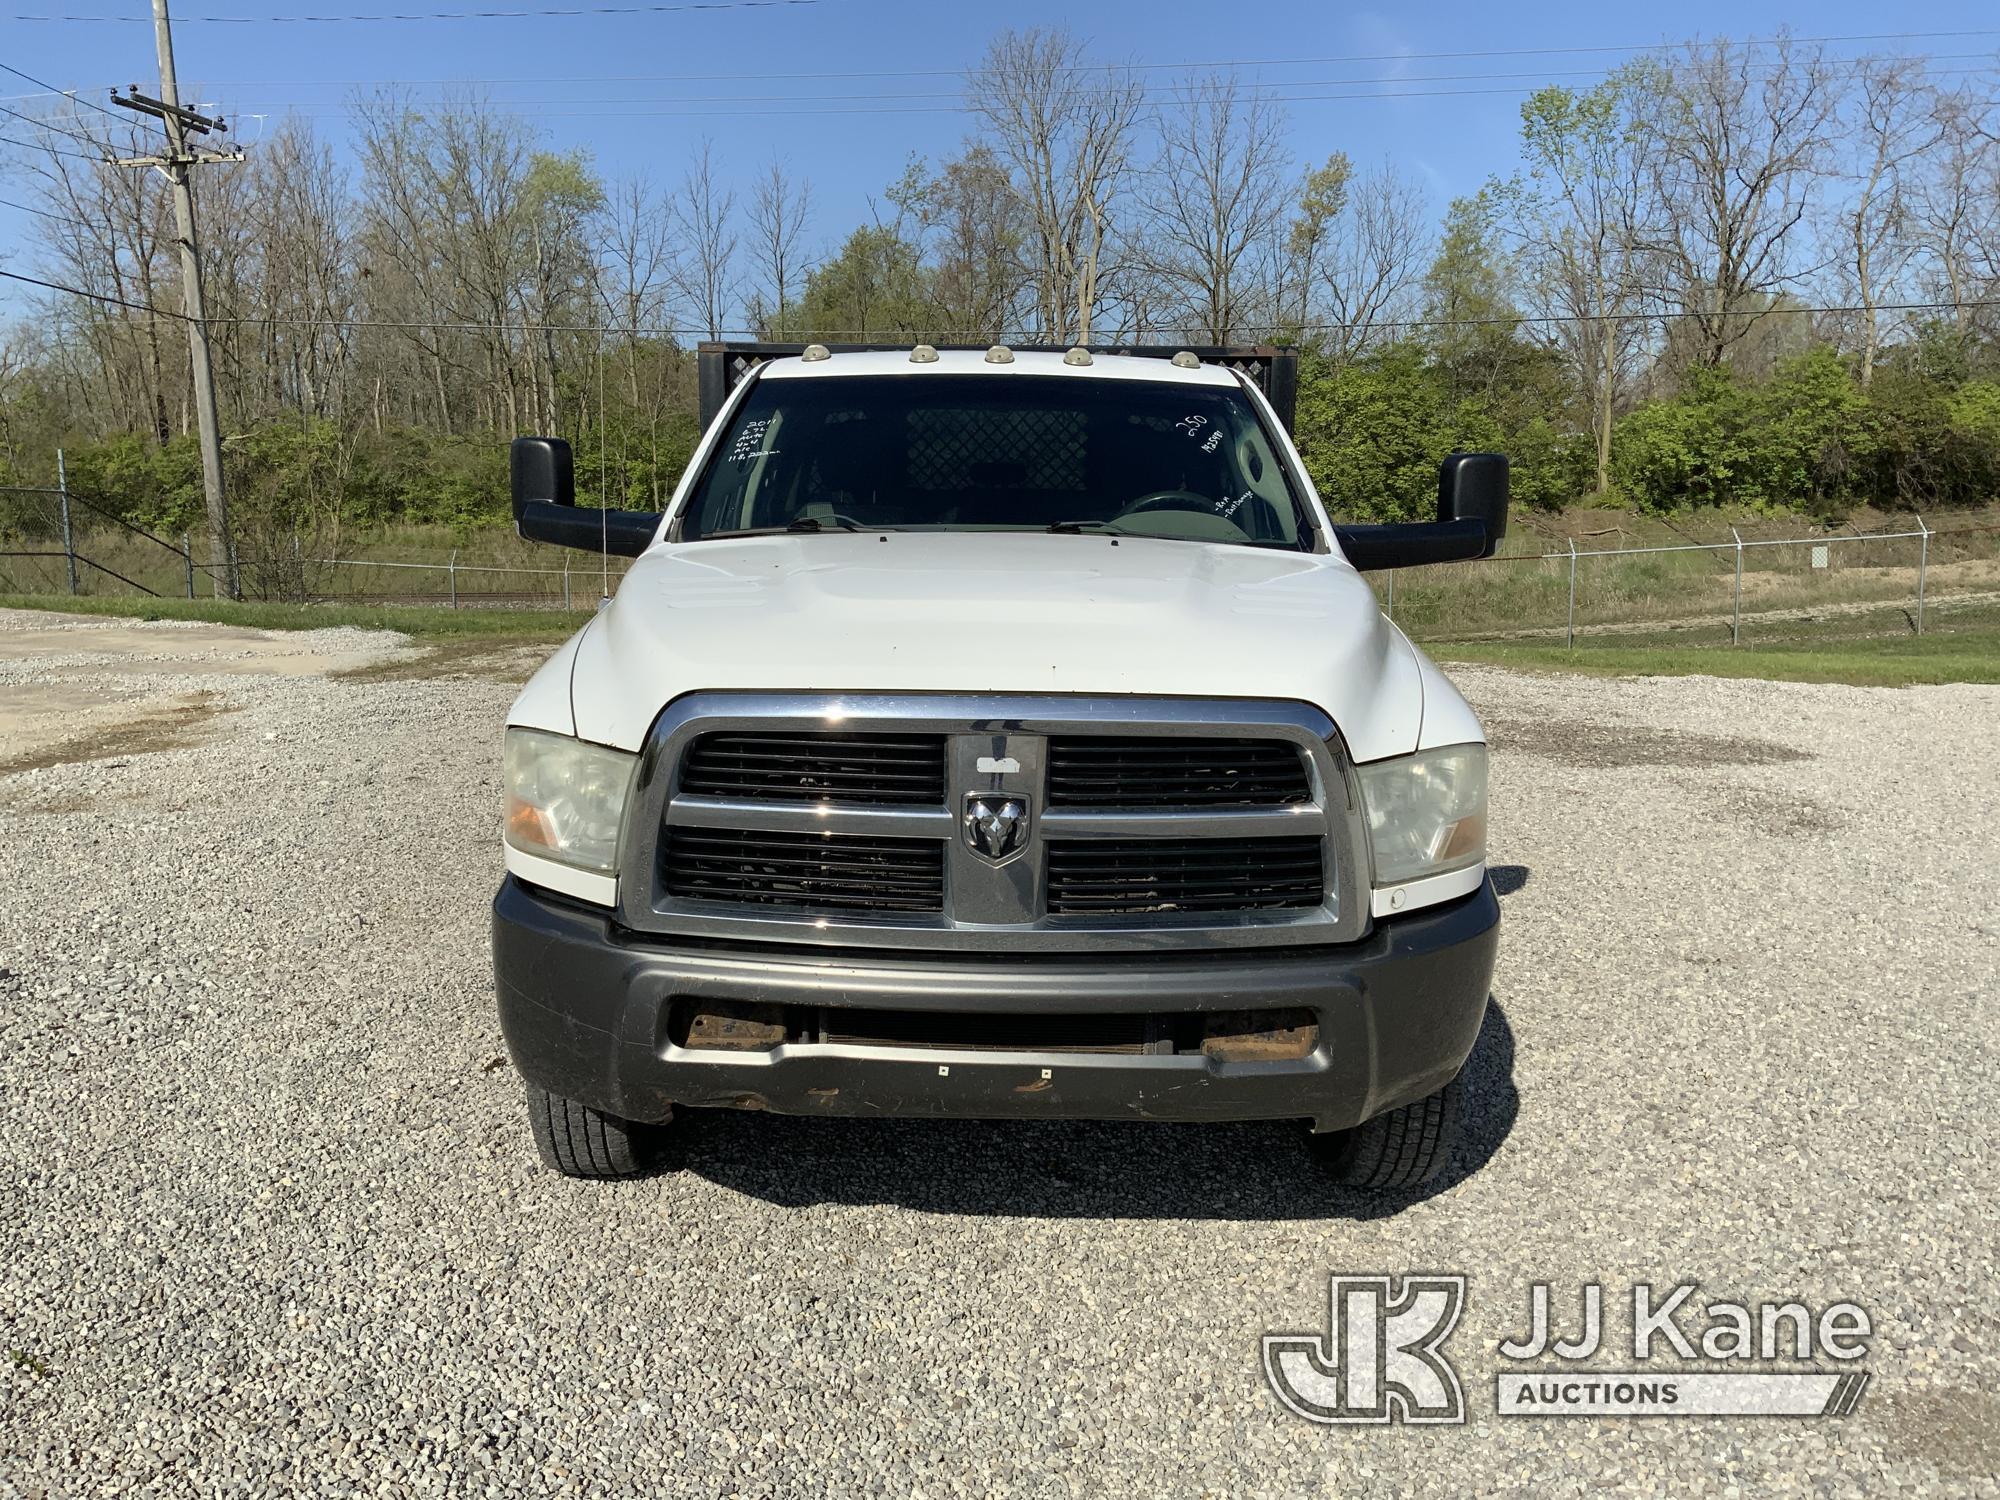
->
xmin=1047 ymin=519 xmax=1117 ymax=534
xmin=702 ymin=516 xmax=883 ymax=540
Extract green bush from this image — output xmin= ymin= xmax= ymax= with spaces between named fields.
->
xmin=1293 ymin=344 xmax=1589 ymax=519
xmin=1611 ymin=367 xmax=1749 ymax=511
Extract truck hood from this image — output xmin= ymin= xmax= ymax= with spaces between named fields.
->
xmin=559 ymin=532 xmax=1427 ymax=762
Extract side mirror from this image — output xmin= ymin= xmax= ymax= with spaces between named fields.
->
xmin=511 ymin=435 xmax=574 ymax=519
xmin=1330 ymin=450 xmax=1510 ymax=573
xmin=1437 ymin=451 xmax=1508 ymax=558
xmin=509 ymin=435 xmax=660 ymax=558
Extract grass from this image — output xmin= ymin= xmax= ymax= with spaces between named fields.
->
xmin=1432 ymin=626 xmax=2000 ymax=686
xmin=0 ymin=591 xmax=588 ymax=642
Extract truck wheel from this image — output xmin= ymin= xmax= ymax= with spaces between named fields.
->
xmin=1310 ymin=1073 xmax=1461 ymax=1191
xmin=525 ymin=1086 xmax=667 ymax=1179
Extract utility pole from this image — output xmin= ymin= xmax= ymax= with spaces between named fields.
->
xmin=112 ymin=0 xmax=242 ymax=598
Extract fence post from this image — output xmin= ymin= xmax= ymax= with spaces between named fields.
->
xmin=563 ymin=554 xmax=571 ymax=611
xmin=448 ymin=549 xmax=458 ymax=610
xmin=1566 ymin=539 xmax=1578 ymax=649
xmin=1730 ymin=528 xmax=1743 ymax=646
xmin=57 ymin=448 xmax=78 ymax=596
xmin=1915 ymin=516 xmax=1929 ymax=636
xmin=183 ymin=532 xmax=194 ymax=598
xmin=1384 ymin=569 xmax=1394 ymax=622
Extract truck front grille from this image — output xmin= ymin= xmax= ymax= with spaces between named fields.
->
xmin=1046 ymin=736 xmax=1310 ymax=806
xmin=1045 ymin=837 xmax=1324 ymax=915
xmin=660 ymin=827 xmax=945 ymax=912
xmin=678 ymin=731 xmax=947 ymax=804
xmin=632 ymin=696 xmax=1359 ymax=950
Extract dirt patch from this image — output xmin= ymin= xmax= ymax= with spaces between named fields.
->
xmin=1737 ymin=555 xmax=2000 ymax=600
xmin=0 ymin=609 xmax=407 ymax=676
xmin=1674 ymin=779 xmax=1841 ymax=836
xmin=1880 ymin=1386 xmax=2000 ymax=1479
xmin=1485 ymin=716 xmax=1814 ymax=770
xmin=0 ymin=691 xmax=231 ymax=776
xmin=336 ymin=640 xmax=547 ymax=683
xmin=0 ymin=790 xmax=98 ymax=814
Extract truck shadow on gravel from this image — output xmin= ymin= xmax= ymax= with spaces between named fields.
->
xmin=670 ymin=1000 xmax=1518 ymax=1222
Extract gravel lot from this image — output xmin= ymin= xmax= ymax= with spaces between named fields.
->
xmin=1 ymin=608 xmax=1996 ymax=1497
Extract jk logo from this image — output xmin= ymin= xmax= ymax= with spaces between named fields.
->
xmin=1263 ymin=1275 xmax=1467 ymax=1425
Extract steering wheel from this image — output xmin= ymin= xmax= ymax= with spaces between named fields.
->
xmin=1117 ymin=489 xmax=1217 ymax=517
xmin=1116 ymin=487 xmax=1283 ymax=540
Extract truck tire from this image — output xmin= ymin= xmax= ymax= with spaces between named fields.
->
xmin=1310 ymin=1073 xmax=1461 ymax=1191
xmin=525 ymin=1086 xmax=666 ymax=1179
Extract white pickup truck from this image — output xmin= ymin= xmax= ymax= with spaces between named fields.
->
xmin=494 ymin=343 xmax=1504 ymax=1190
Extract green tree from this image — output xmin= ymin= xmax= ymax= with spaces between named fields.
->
xmin=1499 ymin=72 xmax=1652 ymax=496
xmin=783 ymin=225 xmax=934 ymax=341
xmin=1742 ymin=348 xmax=1875 ymax=515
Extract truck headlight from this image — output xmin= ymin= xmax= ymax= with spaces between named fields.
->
xmin=503 ymin=728 xmax=636 ymax=874
xmin=1357 ymin=743 xmax=1487 ymax=886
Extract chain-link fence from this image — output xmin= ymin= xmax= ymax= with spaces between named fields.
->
xmin=1 ymin=467 xmax=633 ymax=610
xmin=1374 ymin=516 xmax=1999 ymax=648
xmin=4 ymin=460 xmax=1996 ymax=644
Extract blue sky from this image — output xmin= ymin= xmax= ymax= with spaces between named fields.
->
xmin=3 ymin=0 xmax=1996 ymax=321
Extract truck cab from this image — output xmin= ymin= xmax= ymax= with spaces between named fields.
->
xmin=494 ymin=343 xmax=1504 ymax=1190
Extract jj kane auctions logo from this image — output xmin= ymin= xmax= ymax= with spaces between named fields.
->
xmin=1264 ymin=1276 xmax=1874 ymax=1423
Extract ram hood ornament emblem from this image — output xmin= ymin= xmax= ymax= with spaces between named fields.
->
xmin=962 ymin=793 xmax=1030 ymax=862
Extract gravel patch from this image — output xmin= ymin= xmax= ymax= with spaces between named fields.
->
xmin=1 ymin=626 xmax=1996 ymax=1496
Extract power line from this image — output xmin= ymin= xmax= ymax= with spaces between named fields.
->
xmin=250 ymin=54 xmax=2000 ymax=117
xmin=0 ymin=193 xmax=90 ymax=224
xmin=0 ymin=267 xmax=184 ymax=317
xmin=0 ymin=59 xmax=124 ymax=120
xmin=0 ymin=130 xmax=113 ymax=163
xmin=0 ymin=100 xmax=116 ymax=150
xmin=14 ymin=0 xmax=818 ymax=20
xmin=229 ymin=51 xmax=1993 ymax=111
xmin=181 ymin=27 xmax=2000 ymax=79
xmin=262 ymin=67 xmax=2000 ymax=121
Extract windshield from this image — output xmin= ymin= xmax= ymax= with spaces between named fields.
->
xmin=678 ymin=373 xmax=1313 ymax=549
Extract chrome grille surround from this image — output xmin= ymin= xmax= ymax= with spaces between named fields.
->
xmin=617 ymin=693 xmax=1369 ymax=952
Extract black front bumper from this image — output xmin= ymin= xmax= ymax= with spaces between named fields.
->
xmin=493 ymin=876 xmax=1499 ymax=1133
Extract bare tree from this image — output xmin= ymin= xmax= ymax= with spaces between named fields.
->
xmin=1908 ymin=83 xmax=2000 ymax=344
xmin=355 ymin=91 xmax=541 ymax=432
xmin=671 ymin=139 xmax=737 ymax=341
xmin=1142 ymin=73 xmax=1291 ymax=342
xmin=238 ymin=119 xmax=355 ymax=421
xmin=744 ymin=158 xmax=813 ymax=339
xmin=1833 ymin=57 xmax=1943 ymax=385
xmin=599 ymin=175 xmax=672 ymax=383
xmin=18 ymin=116 xmax=179 ymax=439
xmin=595 ymin=174 xmax=687 ymax=504
xmin=1290 ymin=156 xmax=1431 ymax=364
xmin=1635 ymin=38 xmax=1838 ymax=371
xmin=520 ymin=151 xmax=603 ymax=434
xmin=969 ymin=27 xmax=1142 ymax=343
xmin=895 ymin=145 xmax=1026 ymax=338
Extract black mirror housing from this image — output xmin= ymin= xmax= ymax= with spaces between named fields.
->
xmin=510 ymin=434 xmax=659 ymax=558
xmin=511 ymin=436 xmax=573 ymax=520
xmin=516 ymin=502 xmax=659 ymax=556
xmin=1331 ymin=451 xmax=1510 ymax=573
xmin=1437 ymin=451 xmax=1508 ymax=558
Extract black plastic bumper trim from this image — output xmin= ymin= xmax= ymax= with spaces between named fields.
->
xmin=492 ymin=874 xmax=1498 ymax=1133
